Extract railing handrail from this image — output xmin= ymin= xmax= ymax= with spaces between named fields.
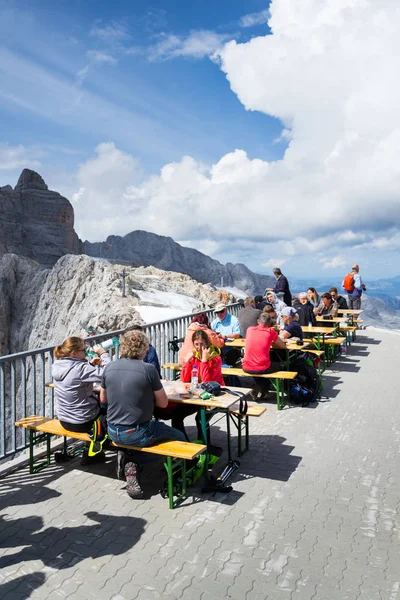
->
xmin=0 ymin=303 xmax=241 ymax=362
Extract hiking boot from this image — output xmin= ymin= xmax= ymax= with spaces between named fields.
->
xmin=116 ymin=450 xmax=127 ymax=481
xmin=80 ymin=450 xmax=106 ymax=466
xmin=124 ymin=462 xmax=143 ymax=499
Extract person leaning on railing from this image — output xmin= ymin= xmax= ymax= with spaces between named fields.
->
xmin=51 ymin=337 xmax=110 ymax=465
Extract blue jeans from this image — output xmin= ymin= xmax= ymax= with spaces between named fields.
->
xmin=107 ymin=420 xmax=185 ymax=463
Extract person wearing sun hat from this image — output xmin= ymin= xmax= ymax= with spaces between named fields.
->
xmin=211 ymin=303 xmax=242 ymax=367
xmin=280 ymin=307 xmax=303 ymax=340
xmin=210 ymin=303 xmax=242 ymax=340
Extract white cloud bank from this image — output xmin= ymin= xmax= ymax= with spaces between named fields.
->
xmin=64 ymin=1 xmax=400 ymax=274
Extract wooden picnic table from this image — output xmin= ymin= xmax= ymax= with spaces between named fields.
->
xmin=225 ymin=337 xmax=311 ymax=370
xmin=163 ymin=381 xmax=253 ymax=463
xmin=337 ymin=309 xmax=363 ymax=315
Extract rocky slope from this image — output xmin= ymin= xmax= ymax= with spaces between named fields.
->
xmin=0 ymin=253 xmax=223 ymax=355
xmin=0 ymin=170 xmax=82 ymax=268
xmin=83 ymin=230 xmax=274 ymax=294
xmin=0 ymin=168 xmax=274 ymax=293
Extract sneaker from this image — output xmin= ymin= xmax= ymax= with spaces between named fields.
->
xmin=124 ymin=462 xmax=143 ymax=499
xmin=116 ymin=450 xmax=127 ymax=481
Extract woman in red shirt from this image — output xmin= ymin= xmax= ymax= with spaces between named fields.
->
xmin=180 ymin=330 xmax=225 ymax=385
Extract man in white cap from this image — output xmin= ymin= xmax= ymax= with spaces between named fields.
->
xmin=211 ymin=303 xmax=242 ymax=367
xmin=211 ymin=304 xmax=242 ymax=340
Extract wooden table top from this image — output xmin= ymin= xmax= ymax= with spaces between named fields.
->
xmin=337 ymin=309 xmax=363 ymax=315
xmin=316 ymin=316 xmax=362 ymax=324
xmin=301 ymin=326 xmax=335 ymax=334
xmin=162 ymin=381 xmax=251 ymax=409
xmin=225 ymin=338 xmax=311 ymax=351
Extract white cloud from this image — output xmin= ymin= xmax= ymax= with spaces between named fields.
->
xmin=86 ymin=50 xmax=117 ymax=65
xmin=147 ymin=30 xmax=231 ymax=61
xmin=90 ymin=21 xmax=131 ymax=44
xmin=239 ymin=9 xmax=270 ymax=28
xmin=319 ymin=255 xmax=347 ymax=269
xmin=0 ymin=143 xmax=41 ymax=171
xmin=262 ymin=258 xmax=288 ymax=269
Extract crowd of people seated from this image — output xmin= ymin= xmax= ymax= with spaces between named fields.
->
xmin=51 ymin=264 xmax=365 ymax=499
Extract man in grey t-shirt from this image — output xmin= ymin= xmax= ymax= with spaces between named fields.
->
xmin=100 ymin=330 xmax=185 ymax=499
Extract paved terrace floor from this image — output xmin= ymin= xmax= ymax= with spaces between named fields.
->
xmin=0 ymin=329 xmax=399 ymax=600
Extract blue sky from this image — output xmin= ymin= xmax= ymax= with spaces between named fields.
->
xmin=1 ymin=0 xmax=399 ymax=281
xmin=0 ymin=0 xmax=280 ymax=173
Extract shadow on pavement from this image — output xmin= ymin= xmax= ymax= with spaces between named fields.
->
xmin=0 ymin=511 xmax=146 ymax=571
xmin=234 ymin=435 xmax=302 ymax=482
xmin=0 ymin=572 xmax=46 ymax=600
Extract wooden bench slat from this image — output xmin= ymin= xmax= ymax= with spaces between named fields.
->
xmin=110 ymin=441 xmax=205 ymax=460
xmin=230 ymin=405 xmax=266 ymax=417
xmin=221 ymin=368 xmax=297 ymax=380
xmin=15 ymin=417 xmax=206 ymax=460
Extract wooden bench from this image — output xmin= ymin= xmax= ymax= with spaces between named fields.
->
xmin=320 ymin=337 xmax=346 ymax=365
xmin=15 ymin=416 xmax=206 ymax=510
xmin=228 ymin=404 xmax=266 ymax=456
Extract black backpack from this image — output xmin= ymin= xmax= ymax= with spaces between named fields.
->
xmin=290 ymin=357 xmax=322 ymax=406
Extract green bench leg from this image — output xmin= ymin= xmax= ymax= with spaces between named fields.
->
xmin=163 ymin=456 xmax=189 ymax=510
xmin=29 ymin=429 xmax=52 ymax=474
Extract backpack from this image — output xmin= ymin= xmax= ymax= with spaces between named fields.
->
xmin=343 ymin=273 xmax=355 ymax=292
xmin=290 ymin=356 xmax=323 ymax=406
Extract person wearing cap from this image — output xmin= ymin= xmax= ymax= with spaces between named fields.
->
xmin=211 ymin=303 xmax=242 ymax=367
xmin=265 ymin=268 xmax=292 ymax=306
xmin=315 ymin=293 xmax=339 ymax=318
xmin=210 ymin=304 xmax=241 ymax=339
xmin=280 ymin=307 xmax=303 ymax=340
xmin=341 ymin=264 xmax=366 ymax=310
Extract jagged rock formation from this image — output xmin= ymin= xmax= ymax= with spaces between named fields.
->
xmin=1 ymin=169 xmax=274 ymax=293
xmin=83 ymin=231 xmax=275 ymax=294
xmin=0 ymin=253 xmax=221 ymax=355
xmin=0 ymin=169 xmax=82 ymax=268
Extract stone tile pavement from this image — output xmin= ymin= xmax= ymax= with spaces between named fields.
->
xmin=0 ymin=329 xmax=399 ymax=600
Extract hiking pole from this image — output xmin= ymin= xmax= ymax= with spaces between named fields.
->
xmin=218 ymin=460 xmax=240 ymax=484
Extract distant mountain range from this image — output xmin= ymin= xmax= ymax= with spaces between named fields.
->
xmin=0 ymin=169 xmax=274 ymax=294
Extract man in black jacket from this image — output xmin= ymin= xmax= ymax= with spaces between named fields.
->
xmin=268 ymin=268 xmax=292 ymax=306
xmin=292 ymin=292 xmax=316 ymax=327
xmin=329 ymin=287 xmax=348 ymax=310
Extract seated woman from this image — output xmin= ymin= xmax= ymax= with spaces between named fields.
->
xmin=307 ymin=287 xmax=320 ymax=310
xmin=180 ymin=330 xmax=225 ymax=386
xmin=180 ymin=330 xmax=225 ymax=444
xmin=280 ymin=307 xmax=304 ymax=341
xmin=51 ymin=337 xmax=110 ymax=464
xmin=179 ymin=313 xmax=225 ymax=365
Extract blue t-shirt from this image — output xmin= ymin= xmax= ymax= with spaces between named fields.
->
xmin=211 ymin=313 xmax=242 ymax=337
xmin=284 ymin=321 xmax=303 ymax=340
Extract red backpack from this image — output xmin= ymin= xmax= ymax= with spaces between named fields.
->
xmin=343 ymin=273 xmax=355 ymax=292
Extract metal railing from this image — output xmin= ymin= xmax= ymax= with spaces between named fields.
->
xmin=0 ymin=303 xmax=241 ymax=461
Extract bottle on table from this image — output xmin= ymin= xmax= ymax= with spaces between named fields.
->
xmin=308 ymin=322 xmax=312 ymax=330
xmin=191 ymin=365 xmax=199 ymax=389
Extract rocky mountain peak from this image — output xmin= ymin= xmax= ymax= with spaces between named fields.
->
xmin=15 ymin=169 xmax=48 ymax=192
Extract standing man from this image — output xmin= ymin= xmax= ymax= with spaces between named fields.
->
xmin=267 ymin=268 xmax=292 ymax=306
xmin=342 ymin=264 xmax=366 ymax=310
